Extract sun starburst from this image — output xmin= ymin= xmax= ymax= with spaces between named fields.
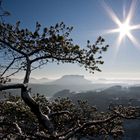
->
xmin=102 ymin=0 xmax=140 ymax=52
xmin=118 ymin=21 xmax=131 ymax=37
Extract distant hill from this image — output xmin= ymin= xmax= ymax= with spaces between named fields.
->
xmin=50 ymin=75 xmax=92 ymax=85
xmin=11 ymin=77 xmax=51 ymax=83
xmin=53 ymin=85 xmax=140 ymax=110
xmin=52 ymin=85 xmax=140 ymax=139
xmin=11 ymin=75 xmax=91 ymax=85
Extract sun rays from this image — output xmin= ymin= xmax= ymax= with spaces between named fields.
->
xmin=102 ymin=0 xmax=140 ymax=52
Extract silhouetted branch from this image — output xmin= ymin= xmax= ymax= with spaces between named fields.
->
xmin=0 ymin=83 xmax=25 ymax=90
xmin=31 ymin=61 xmax=48 ymax=71
xmin=1 ymin=59 xmax=15 ymax=77
xmin=0 ymin=39 xmax=27 ymax=57
xmin=5 ymin=66 xmax=24 ymax=78
xmin=1 ymin=56 xmax=24 ymax=77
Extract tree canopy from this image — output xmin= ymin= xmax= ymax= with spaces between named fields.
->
xmin=0 ymin=21 xmax=108 ymax=78
xmin=0 ymin=1 xmax=140 ymax=139
xmin=0 ymin=18 xmax=110 ymax=139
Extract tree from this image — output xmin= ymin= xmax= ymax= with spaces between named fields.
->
xmin=0 ymin=18 xmax=110 ymax=137
xmin=1 ymin=91 xmax=140 ymax=140
xmin=0 ymin=1 xmax=140 ymax=140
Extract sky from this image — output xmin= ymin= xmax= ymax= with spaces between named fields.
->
xmin=2 ymin=0 xmax=140 ymax=80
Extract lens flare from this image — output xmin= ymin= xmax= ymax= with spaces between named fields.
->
xmin=118 ymin=21 xmax=131 ymax=38
xmin=102 ymin=0 xmax=140 ymax=51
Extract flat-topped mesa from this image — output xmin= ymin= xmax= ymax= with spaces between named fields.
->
xmin=52 ymin=75 xmax=92 ymax=85
xmin=62 ymin=75 xmax=84 ymax=79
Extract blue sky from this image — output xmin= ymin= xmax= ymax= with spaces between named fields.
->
xmin=3 ymin=0 xmax=140 ymax=80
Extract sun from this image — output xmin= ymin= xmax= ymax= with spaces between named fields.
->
xmin=118 ymin=21 xmax=131 ymax=38
xmin=112 ymin=19 xmax=132 ymax=40
xmin=103 ymin=0 xmax=140 ymax=51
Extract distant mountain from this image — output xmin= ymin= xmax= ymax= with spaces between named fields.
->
xmin=11 ymin=77 xmax=51 ymax=83
xmin=36 ymin=78 xmax=52 ymax=83
xmin=103 ymin=85 xmax=123 ymax=94
xmin=94 ymin=79 xmax=140 ymax=85
xmin=50 ymin=75 xmax=92 ymax=85
xmin=53 ymin=85 xmax=140 ymax=110
xmin=52 ymin=85 xmax=140 ymax=139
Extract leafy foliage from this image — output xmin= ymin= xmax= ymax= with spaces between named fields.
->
xmin=0 ymin=20 xmax=110 ymax=139
xmin=0 ymin=94 xmax=124 ymax=139
xmin=0 ymin=21 xmax=108 ymax=79
xmin=1 ymin=93 xmax=140 ymax=139
xmin=0 ymin=2 xmax=139 ymax=139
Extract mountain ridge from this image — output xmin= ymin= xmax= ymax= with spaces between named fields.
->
xmin=49 ymin=75 xmax=92 ymax=85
